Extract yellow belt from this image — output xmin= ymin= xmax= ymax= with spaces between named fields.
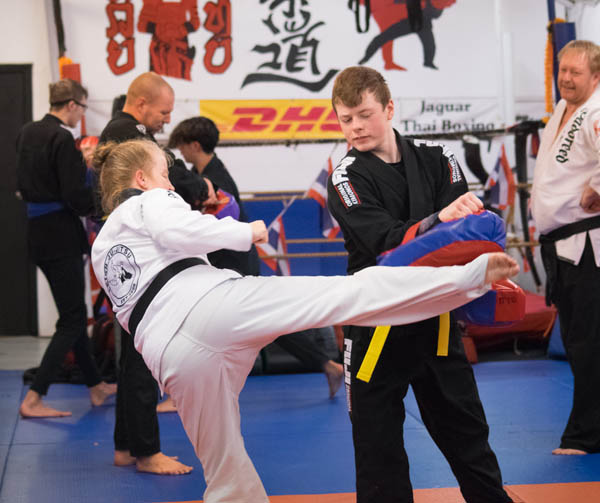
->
xmin=356 ymin=312 xmax=450 ymax=383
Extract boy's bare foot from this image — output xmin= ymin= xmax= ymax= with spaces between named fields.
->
xmin=136 ymin=452 xmax=193 ymax=475
xmin=484 ymin=252 xmax=520 ymax=284
xmin=552 ymin=448 xmax=588 ymax=455
xmin=156 ymin=396 xmax=177 ymax=413
xmin=114 ymin=450 xmax=136 ymax=466
xmin=90 ymin=381 xmax=117 ymax=407
xmin=323 ymin=360 xmax=344 ymax=398
xmin=19 ymin=390 xmax=72 ymax=418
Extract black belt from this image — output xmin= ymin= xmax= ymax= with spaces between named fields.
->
xmin=539 ymin=215 xmax=600 ymax=306
xmin=128 ymin=257 xmax=206 ymax=337
xmin=538 ymin=215 xmax=600 ymax=244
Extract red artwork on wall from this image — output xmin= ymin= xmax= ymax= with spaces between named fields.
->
xmin=138 ymin=0 xmax=201 ymax=80
xmin=105 ymin=0 xmax=232 ymax=79
xmin=203 ymin=0 xmax=232 ymax=74
xmin=106 ymin=0 xmax=136 ymax=75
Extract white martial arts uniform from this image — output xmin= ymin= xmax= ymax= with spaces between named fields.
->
xmin=531 ymin=89 xmax=600 ymax=265
xmin=92 ymin=188 xmax=492 ymax=503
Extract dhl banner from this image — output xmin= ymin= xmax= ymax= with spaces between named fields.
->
xmin=199 ymin=100 xmax=344 ymax=141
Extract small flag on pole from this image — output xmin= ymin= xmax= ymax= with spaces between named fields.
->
xmin=255 ymin=208 xmax=293 ymax=276
xmin=484 ymin=144 xmax=516 ymax=210
xmin=306 ymin=157 xmax=341 ymax=239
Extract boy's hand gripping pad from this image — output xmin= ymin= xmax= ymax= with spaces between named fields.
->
xmin=377 ymin=211 xmax=525 ymax=326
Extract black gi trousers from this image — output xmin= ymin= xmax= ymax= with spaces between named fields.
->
xmin=113 ymin=328 xmax=161 ymax=457
xmin=555 ymin=236 xmax=600 ymax=453
xmin=31 ymin=255 xmax=101 ymax=395
xmin=347 ymin=318 xmax=511 ymax=503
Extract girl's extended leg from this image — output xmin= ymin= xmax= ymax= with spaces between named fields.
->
xmin=199 ymin=258 xmax=489 ymax=352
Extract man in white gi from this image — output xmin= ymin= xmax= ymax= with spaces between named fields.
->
xmin=531 ymin=39 xmax=600 ymax=455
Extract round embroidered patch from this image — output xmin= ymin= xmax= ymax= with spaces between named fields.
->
xmin=104 ymin=244 xmax=141 ymax=307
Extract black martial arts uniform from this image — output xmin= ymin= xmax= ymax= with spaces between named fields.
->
xmin=99 ymin=111 xmax=208 ymax=458
xmin=327 ymin=131 xmax=511 ymax=503
xmin=16 ymin=114 xmax=102 ymax=395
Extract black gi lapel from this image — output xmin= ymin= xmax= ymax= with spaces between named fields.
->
xmin=351 ymin=146 xmax=404 ymax=196
xmin=398 ymin=134 xmax=429 ymax=220
xmin=116 ymin=188 xmax=143 ymax=206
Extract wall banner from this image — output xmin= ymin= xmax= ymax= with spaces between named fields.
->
xmin=60 ymin=0 xmax=546 ymax=138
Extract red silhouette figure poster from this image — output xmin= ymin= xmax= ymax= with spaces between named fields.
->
xmin=138 ymin=0 xmax=201 ymax=80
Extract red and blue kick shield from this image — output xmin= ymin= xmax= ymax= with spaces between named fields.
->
xmin=377 ymin=211 xmax=525 ymax=326
xmin=357 ymin=211 xmax=524 ymax=383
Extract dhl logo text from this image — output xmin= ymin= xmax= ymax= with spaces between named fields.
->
xmin=199 ymin=100 xmax=344 ymax=140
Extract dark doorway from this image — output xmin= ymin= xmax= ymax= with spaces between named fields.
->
xmin=0 ymin=65 xmax=36 ymax=335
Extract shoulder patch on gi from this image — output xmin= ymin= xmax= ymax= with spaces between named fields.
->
xmin=136 ymin=124 xmax=147 ymax=134
xmin=413 ymin=139 xmax=462 ymax=184
xmin=331 ymin=156 xmax=361 ymax=209
xmin=444 ymin=148 xmax=462 ymax=184
xmin=104 ymin=245 xmax=141 ymax=307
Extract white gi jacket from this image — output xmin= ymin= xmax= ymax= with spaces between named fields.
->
xmin=531 ymin=89 xmax=600 ymax=265
xmin=91 ymin=188 xmax=253 ymax=383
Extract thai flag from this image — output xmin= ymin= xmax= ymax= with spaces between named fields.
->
xmin=484 ymin=144 xmax=516 ymax=210
xmin=255 ymin=215 xmax=291 ymax=276
xmin=306 ymin=157 xmax=341 ymax=239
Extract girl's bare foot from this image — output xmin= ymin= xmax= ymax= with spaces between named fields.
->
xmin=114 ymin=450 xmax=136 ymax=466
xmin=156 ymin=395 xmax=177 ymax=413
xmin=552 ymin=448 xmax=588 ymax=455
xmin=90 ymin=381 xmax=117 ymax=407
xmin=136 ymin=452 xmax=193 ymax=475
xmin=484 ymin=252 xmax=520 ymax=284
xmin=19 ymin=390 xmax=72 ymax=418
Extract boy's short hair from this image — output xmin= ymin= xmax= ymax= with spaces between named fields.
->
xmin=168 ymin=116 xmax=220 ymax=153
xmin=49 ymin=79 xmax=88 ymax=109
xmin=332 ymin=66 xmax=391 ymax=110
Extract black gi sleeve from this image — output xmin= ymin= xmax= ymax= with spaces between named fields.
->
xmin=53 ymin=132 xmax=94 ymax=216
xmin=168 ymin=158 xmax=209 ymax=209
xmin=327 ymin=163 xmax=421 ymax=260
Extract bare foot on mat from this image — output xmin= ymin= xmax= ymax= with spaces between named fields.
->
xmin=19 ymin=390 xmax=72 ymax=418
xmin=136 ymin=452 xmax=193 ymax=475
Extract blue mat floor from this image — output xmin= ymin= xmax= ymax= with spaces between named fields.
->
xmin=1 ymin=360 xmax=599 ymax=503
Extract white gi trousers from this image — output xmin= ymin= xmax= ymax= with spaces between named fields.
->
xmin=159 ymin=257 xmax=489 ymax=503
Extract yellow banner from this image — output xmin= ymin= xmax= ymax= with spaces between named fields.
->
xmin=199 ymin=99 xmax=344 ymax=140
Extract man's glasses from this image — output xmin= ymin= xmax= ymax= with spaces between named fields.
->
xmin=73 ymin=100 xmax=88 ymax=110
